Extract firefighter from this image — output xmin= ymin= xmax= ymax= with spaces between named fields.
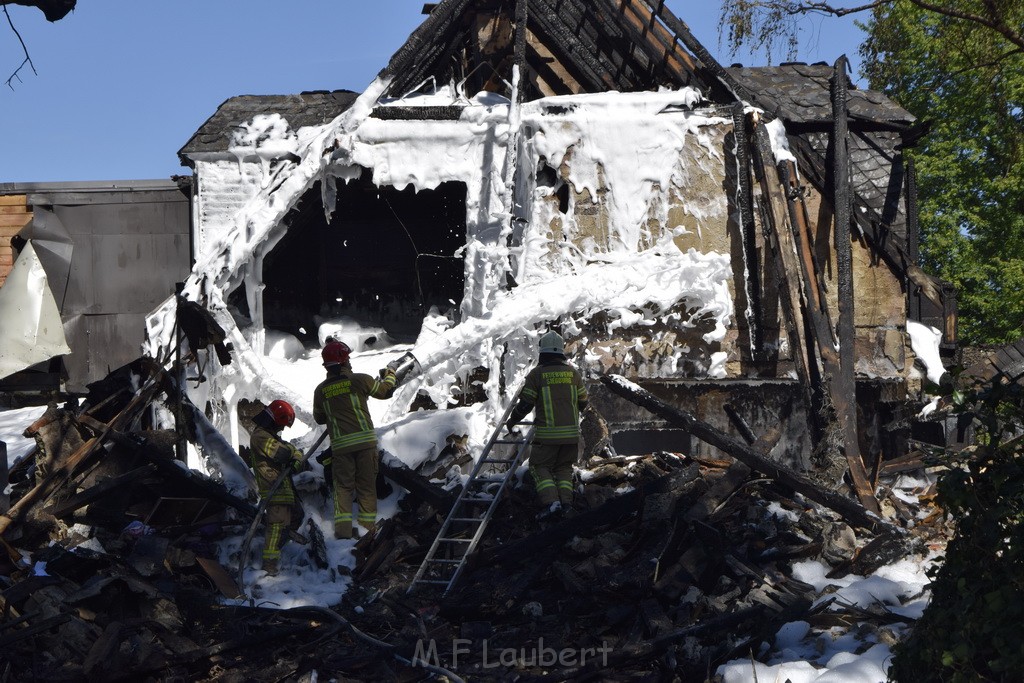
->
xmin=249 ymin=399 xmax=304 ymax=575
xmin=313 ymin=340 xmax=397 ymax=540
xmin=506 ymin=330 xmax=589 ymax=520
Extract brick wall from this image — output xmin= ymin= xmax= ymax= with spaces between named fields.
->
xmin=0 ymin=195 xmax=31 ymax=287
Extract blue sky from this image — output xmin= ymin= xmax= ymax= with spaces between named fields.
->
xmin=1 ymin=1 xmax=866 ymax=183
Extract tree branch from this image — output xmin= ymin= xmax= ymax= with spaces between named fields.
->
xmin=3 ymin=5 xmax=36 ymax=90
xmin=908 ymin=0 xmax=1024 ymax=50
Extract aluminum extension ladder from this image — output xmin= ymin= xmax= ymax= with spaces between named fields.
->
xmin=408 ymin=395 xmax=534 ymax=596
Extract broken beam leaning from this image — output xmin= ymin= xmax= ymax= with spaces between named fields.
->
xmin=751 ymin=115 xmax=878 ymax=514
xmin=600 ymin=375 xmax=896 ymax=534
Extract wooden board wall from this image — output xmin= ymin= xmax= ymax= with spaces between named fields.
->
xmin=0 ymin=195 xmax=32 ymax=287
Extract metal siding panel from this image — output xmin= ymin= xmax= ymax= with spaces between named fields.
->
xmin=62 ymin=234 xmax=94 ymax=315
xmin=86 ymin=233 xmax=190 ymax=314
xmin=61 ymin=314 xmax=89 ymax=391
xmin=53 ymin=200 xmax=188 ymax=236
xmin=64 ymin=314 xmax=147 ymax=392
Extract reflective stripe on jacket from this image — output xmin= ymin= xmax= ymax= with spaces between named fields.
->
xmin=519 ymin=360 xmax=588 ymax=444
xmin=249 ymin=425 xmax=298 ymax=504
xmin=313 ymin=367 xmax=395 ymax=454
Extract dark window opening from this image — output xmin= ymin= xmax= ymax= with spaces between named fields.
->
xmin=260 ymin=171 xmax=467 ymax=342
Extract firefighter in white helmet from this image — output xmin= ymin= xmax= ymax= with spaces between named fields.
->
xmin=506 ymin=330 xmax=589 ymax=520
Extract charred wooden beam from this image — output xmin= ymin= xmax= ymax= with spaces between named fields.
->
xmin=829 ymin=57 xmax=877 ymax=503
xmin=752 ymin=109 xmax=877 ymax=512
xmin=0 ymin=442 xmax=7 ymax=514
xmin=905 ymin=157 xmax=920 ymax=264
xmin=0 ymin=613 xmax=72 ymax=649
xmin=730 ymin=102 xmax=765 ymax=357
xmin=641 ymin=0 xmax=762 ymax=103
xmin=381 ymin=0 xmax=474 ymax=86
xmin=380 ymin=457 xmax=458 ymax=514
xmin=46 ymin=463 xmax=157 ymax=519
xmin=0 ymin=374 xmax=162 ymax=537
xmin=82 ymin=422 xmax=258 ymax=519
xmin=748 ymin=116 xmax=816 ymax=414
xmin=599 ymin=0 xmax=694 ymax=84
xmin=601 ymin=375 xmax=896 ymax=533
xmin=514 ymin=0 xmax=528 ymax=104
xmin=527 ymin=0 xmax=613 ymax=92
xmin=780 ymin=153 xmax=876 ymax=512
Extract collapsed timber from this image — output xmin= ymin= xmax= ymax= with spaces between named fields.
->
xmin=0 ymin=364 xmax=948 ymax=681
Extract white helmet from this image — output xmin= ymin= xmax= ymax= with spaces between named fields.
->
xmin=539 ymin=330 xmax=565 ymax=354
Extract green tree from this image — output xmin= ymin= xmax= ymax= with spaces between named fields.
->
xmin=721 ymin=0 xmax=1024 ymax=344
xmin=888 ymin=377 xmax=1024 ymax=680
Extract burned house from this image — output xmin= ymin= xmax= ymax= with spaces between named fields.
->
xmin=0 ymin=3 xmax=962 ymax=679
xmin=157 ymin=0 xmax=954 ymax=506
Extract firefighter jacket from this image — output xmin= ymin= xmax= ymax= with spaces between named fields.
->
xmin=313 ymin=367 xmax=396 ymax=455
xmin=249 ymin=425 xmax=302 ymax=504
xmin=510 ymin=358 xmax=589 ymax=444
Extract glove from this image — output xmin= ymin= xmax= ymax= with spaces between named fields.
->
xmin=381 ymin=367 xmax=397 ymax=383
xmin=315 ymin=449 xmax=333 ymax=468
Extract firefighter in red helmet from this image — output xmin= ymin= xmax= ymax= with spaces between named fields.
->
xmin=313 ymin=340 xmax=396 ymax=540
xmin=249 ymin=399 xmax=304 ymax=575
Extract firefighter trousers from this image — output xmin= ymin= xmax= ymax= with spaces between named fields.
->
xmin=263 ymin=503 xmax=291 ymax=569
xmin=332 ymin=445 xmax=379 ymax=539
xmin=528 ymin=442 xmax=578 ymax=507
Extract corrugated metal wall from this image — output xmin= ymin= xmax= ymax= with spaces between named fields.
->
xmin=0 ymin=181 xmax=192 ymax=393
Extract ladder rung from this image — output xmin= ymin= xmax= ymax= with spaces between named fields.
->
xmin=427 ymin=559 xmax=462 ymax=564
xmin=481 ymin=458 xmax=515 ymax=464
xmin=414 ymin=579 xmax=452 ymax=585
xmin=461 ymin=496 xmax=494 ymax=502
xmin=439 ymin=538 xmax=473 ymax=543
xmin=494 ymin=439 xmax=525 ymax=445
xmin=449 ymin=517 xmax=483 ymax=523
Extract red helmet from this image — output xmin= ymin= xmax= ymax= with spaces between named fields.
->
xmin=322 ymin=340 xmax=352 ymax=366
xmin=265 ymin=399 xmax=295 ymax=428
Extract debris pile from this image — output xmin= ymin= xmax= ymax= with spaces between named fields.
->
xmin=0 ymin=363 xmax=948 ymax=681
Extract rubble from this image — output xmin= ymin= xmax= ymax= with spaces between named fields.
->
xmin=0 ymin=362 xmax=949 ymax=681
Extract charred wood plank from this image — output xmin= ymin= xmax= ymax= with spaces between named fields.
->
xmin=601 ymin=375 xmax=897 ymax=534
xmin=380 ymin=0 xmax=474 ymax=87
xmin=380 ymin=457 xmax=458 ymax=514
xmin=683 ymin=460 xmax=751 ymax=523
xmin=879 ymin=452 xmax=927 ymax=475
xmin=830 ymin=57 xmax=877 ymax=507
xmin=751 ymin=112 xmax=877 ymax=513
xmin=730 ymin=102 xmax=766 ymax=357
xmin=85 ymin=423 xmax=258 ymax=519
xmin=83 ymin=621 xmax=127 ymax=680
xmin=0 ymin=612 xmax=71 ymax=649
xmin=0 ymin=441 xmax=7 ymax=514
xmin=526 ymin=0 xmax=613 ymax=92
xmin=46 ymin=463 xmax=157 ymax=519
xmin=598 ymin=0 xmax=694 ymax=84
xmin=195 ymin=557 xmax=243 ymax=600
xmin=749 ymin=115 xmax=816 ymax=414
xmin=0 ymin=372 xmax=162 ymax=537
